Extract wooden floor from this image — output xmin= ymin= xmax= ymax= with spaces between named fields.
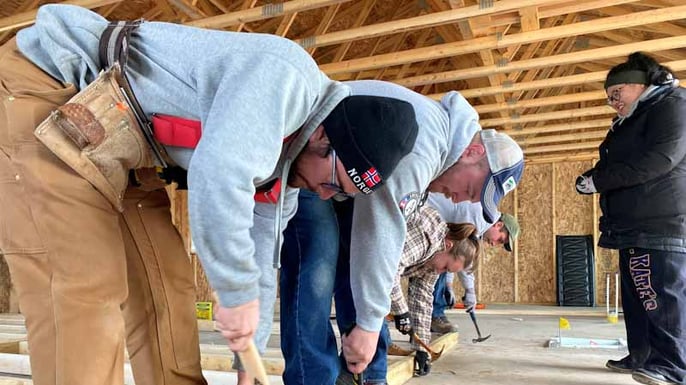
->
xmin=0 ymin=313 xmax=458 ymax=385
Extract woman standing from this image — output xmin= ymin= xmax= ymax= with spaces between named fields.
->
xmin=576 ymin=52 xmax=686 ymax=385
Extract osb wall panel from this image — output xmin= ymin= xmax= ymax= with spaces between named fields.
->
xmin=478 ymin=193 xmax=515 ymax=303
xmin=0 ymin=256 xmax=10 ymax=313
xmin=167 ymin=186 xmax=214 ymax=303
xmin=554 ymin=161 xmax=594 ymax=235
xmin=517 ymin=163 xmax=555 ymax=304
xmin=596 ymin=247 xmax=620 ymax=308
xmin=193 ymin=255 xmax=215 ymax=303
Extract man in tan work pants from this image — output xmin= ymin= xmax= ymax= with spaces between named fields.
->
xmin=0 ymin=39 xmax=206 ymax=385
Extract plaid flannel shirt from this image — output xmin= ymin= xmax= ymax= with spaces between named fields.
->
xmin=390 ymin=206 xmax=447 ymax=351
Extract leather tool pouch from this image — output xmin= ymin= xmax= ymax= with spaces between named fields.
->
xmin=34 ymin=63 xmax=155 ymax=211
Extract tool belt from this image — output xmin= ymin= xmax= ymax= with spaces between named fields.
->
xmin=33 ymin=20 xmax=169 ymax=211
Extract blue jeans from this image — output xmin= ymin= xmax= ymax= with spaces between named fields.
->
xmin=280 ymin=190 xmax=389 ymax=385
xmin=432 ymin=272 xmax=448 ymax=318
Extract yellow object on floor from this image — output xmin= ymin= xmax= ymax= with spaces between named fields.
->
xmin=196 ymin=302 xmax=213 ymax=320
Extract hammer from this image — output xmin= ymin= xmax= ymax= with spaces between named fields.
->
xmin=467 ymin=310 xmax=491 ymax=343
xmin=411 ymin=332 xmax=444 ymax=361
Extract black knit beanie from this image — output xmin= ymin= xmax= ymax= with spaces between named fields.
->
xmin=322 ymin=96 xmax=418 ymax=194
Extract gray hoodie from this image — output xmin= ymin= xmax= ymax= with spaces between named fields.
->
xmin=17 ymin=4 xmax=349 ymax=310
xmin=343 ymin=81 xmax=480 ymax=330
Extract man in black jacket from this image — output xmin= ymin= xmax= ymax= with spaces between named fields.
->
xmin=576 ymin=52 xmax=686 ymax=385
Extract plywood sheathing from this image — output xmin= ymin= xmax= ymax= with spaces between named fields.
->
xmin=517 ymin=163 xmax=555 ymax=303
xmin=0 ymin=257 xmax=10 ymax=313
xmin=478 ymin=193 xmax=516 ymax=303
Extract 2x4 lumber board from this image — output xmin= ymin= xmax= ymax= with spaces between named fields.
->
xmin=0 ymin=378 xmax=31 ymax=385
xmin=526 ymin=152 xmax=597 ymax=164
xmin=538 ymin=0 xmax=639 ymax=19
xmin=0 ymin=353 xmax=283 ymax=385
xmin=525 ymin=140 xmax=603 ymax=154
xmin=0 ymin=342 xmax=19 ymax=354
xmin=321 ymin=5 xmax=686 ymax=76
xmin=519 ymin=130 xmax=608 ymax=146
xmin=387 ymin=332 xmax=459 ymax=385
xmin=0 ymin=0 xmax=123 ymax=33
xmin=504 ymin=119 xmax=609 ymax=137
xmin=481 ymin=105 xmax=613 ymax=127
xmin=10 ymin=340 xmax=285 ymax=374
xmin=186 ymin=0 xmax=352 ymax=29
xmin=395 ymin=35 xmax=686 ymax=87
xmin=296 ymin=0 xmax=572 ymax=49
xmin=475 ymin=90 xmax=605 ymax=114
xmin=431 ymin=60 xmax=686 ymax=99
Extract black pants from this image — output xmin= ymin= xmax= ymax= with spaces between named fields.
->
xmin=620 ymin=247 xmax=686 ymax=383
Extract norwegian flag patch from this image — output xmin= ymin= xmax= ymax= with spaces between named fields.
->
xmin=362 ymin=167 xmax=381 ymax=188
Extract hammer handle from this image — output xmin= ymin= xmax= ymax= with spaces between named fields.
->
xmin=468 ymin=310 xmax=483 ymax=338
xmin=411 ymin=332 xmax=435 ymax=354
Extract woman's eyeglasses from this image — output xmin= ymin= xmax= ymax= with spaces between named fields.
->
xmin=607 ymin=87 xmax=623 ymax=105
xmin=320 ymin=149 xmax=354 ymax=200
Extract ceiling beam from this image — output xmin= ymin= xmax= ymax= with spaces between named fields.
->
xmin=295 ymin=0 xmax=574 ymax=49
xmin=320 ymin=5 xmax=686 ymax=76
xmin=481 ymin=105 xmax=614 ymax=127
xmin=524 ymin=140 xmax=602 ymax=154
xmin=429 ymin=59 xmax=686 ymax=99
xmin=306 ymin=4 xmax=341 ymax=55
xmin=526 ymin=152 xmax=597 ymax=164
xmin=394 ymin=35 xmax=686 ymax=87
xmin=503 ymin=118 xmax=610 ymax=136
xmin=0 ymin=0 xmax=123 ymax=33
xmin=475 ymin=90 xmax=607 ymax=114
xmin=518 ymin=130 xmax=608 ymax=146
xmin=186 ymin=0 xmax=352 ymax=29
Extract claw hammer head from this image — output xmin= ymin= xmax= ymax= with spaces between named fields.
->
xmin=411 ymin=332 xmax=444 ymax=361
xmin=468 ymin=309 xmax=492 ymax=343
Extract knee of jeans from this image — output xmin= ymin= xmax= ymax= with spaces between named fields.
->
xmin=309 ymin=265 xmax=336 ymax=298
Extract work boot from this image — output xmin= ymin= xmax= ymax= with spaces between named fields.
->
xmin=606 ymin=355 xmax=633 ymax=374
xmin=632 ymin=369 xmax=678 ymax=385
xmin=430 ymin=316 xmax=458 ymax=334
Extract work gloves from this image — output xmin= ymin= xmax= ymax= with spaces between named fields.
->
xmin=443 ymin=285 xmax=456 ymax=308
xmin=414 ymin=350 xmax=431 ymax=376
xmin=394 ymin=312 xmax=412 ymax=335
xmin=463 ymin=290 xmax=477 ymax=313
xmin=575 ymin=174 xmax=597 ymax=195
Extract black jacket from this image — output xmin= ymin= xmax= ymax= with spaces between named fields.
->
xmin=590 ymin=85 xmax=686 ymax=252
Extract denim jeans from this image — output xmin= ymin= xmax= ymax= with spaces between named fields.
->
xmin=280 ymin=190 xmax=389 ymax=385
xmin=432 ymin=272 xmax=449 ymax=318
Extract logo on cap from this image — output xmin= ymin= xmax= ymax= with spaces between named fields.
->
xmin=502 ymin=176 xmax=516 ymax=194
xmin=363 ymin=167 xmax=381 ymax=188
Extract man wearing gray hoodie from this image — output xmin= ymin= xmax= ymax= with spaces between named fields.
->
xmin=280 ymin=80 xmax=525 ymax=385
xmin=0 ymin=5 xmax=418 ymax=385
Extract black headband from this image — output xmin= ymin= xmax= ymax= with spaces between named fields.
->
xmin=604 ymin=70 xmax=649 ymax=89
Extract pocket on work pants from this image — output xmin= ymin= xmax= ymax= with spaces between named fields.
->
xmin=0 ymin=41 xmax=77 ymax=254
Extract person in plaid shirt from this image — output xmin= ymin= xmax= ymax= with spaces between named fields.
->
xmin=390 ymin=205 xmax=481 ymax=376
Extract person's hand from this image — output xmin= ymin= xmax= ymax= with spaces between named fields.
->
xmin=575 ymin=175 xmax=596 ymax=195
xmin=394 ymin=312 xmax=413 ymax=335
xmin=462 ymin=290 xmax=477 ymax=313
xmin=414 ymin=350 xmax=431 ymax=376
xmin=341 ymin=325 xmax=379 ymax=374
xmin=214 ymin=299 xmax=259 ymax=352
xmin=444 ymin=285 xmax=456 ymax=308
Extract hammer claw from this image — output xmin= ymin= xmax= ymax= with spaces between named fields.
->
xmin=411 ymin=332 xmax=444 ymax=361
